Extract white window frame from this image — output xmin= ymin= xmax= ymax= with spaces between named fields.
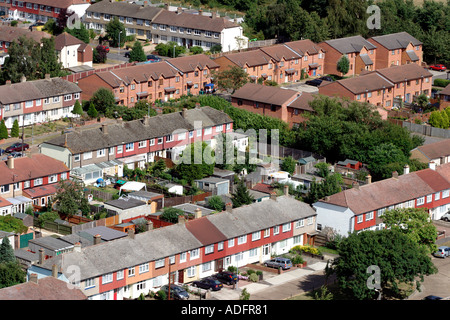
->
xmin=83 ymin=152 xmax=92 ymax=160
xmin=295 ymin=219 xmax=304 ymax=228
xmin=228 ymin=238 xmax=235 ymax=248
xmin=205 ymin=244 xmax=214 ymax=255
xmin=190 ymin=248 xmax=199 ymax=260
xmin=273 ymin=225 xmax=280 ymax=235
xmin=117 ymin=270 xmax=124 ymax=280
xmin=282 ymin=223 xmax=291 ymax=232
xmin=102 ymin=273 xmax=113 ymax=284
xmin=138 ymin=140 xmax=147 ymax=148
xmin=139 ymin=263 xmax=150 ymax=273
xmin=237 ymin=235 xmax=247 ymax=245
xmin=426 ymin=194 xmax=432 ymax=203
xmin=252 ymin=231 xmax=261 ymax=241
xmin=179 ymin=252 xmax=187 ymax=263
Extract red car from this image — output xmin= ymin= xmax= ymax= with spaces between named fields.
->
xmin=429 ymin=64 xmax=447 ymax=71
xmin=5 ymin=142 xmax=29 ymax=153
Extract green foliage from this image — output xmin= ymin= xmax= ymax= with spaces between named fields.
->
xmin=37 ymin=211 xmax=60 ymax=228
xmin=207 ymin=195 xmax=225 ymax=212
xmin=210 ymin=44 xmax=222 ymax=54
xmin=161 ymin=207 xmax=185 ymax=223
xmin=93 ymin=46 xmax=108 ymax=64
xmin=0 ymin=216 xmax=27 ymax=234
xmin=156 ymin=289 xmax=167 ymax=300
xmin=190 ymin=46 xmax=204 ymax=55
xmin=10 ymin=20 xmax=17 ymax=27
xmin=53 ymin=180 xmax=90 ymax=217
xmin=0 ymin=120 xmax=7 ymax=139
xmin=314 ymin=286 xmax=333 ymax=300
xmin=314 ymin=162 xmax=331 ymax=178
xmin=0 ymin=237 xmax=16 ymax=264
xmin=90 ymin=88 xmax=116 ymax=115
xmin=154 ymin=41 xmax=185 ymax=58
xmin=39 ymin=37 xmax=66 ymax=78
xmin=330 ymin=229 xmax=437 ymax=300
xmin=174 ymin=142 xmax=215 ymax=184
xmin=280 ymin=156 xmax=296 ymax=175
xmin=10 ymin=120 xmax=19 ymax=138
xmin=65 ymin=23 xmax=90 ymax=44
xmin=434 ymin=79 xmax=450 ymax=87
xmin=248 ymin=273 xmax=259 ymax=282
xmin=128 ymin=41 xmax=147 ymax=62
xmin=105 ymin=17 xmax=126 ymax=47
xmin=336 ymin=55 xmax=350 ymax=75
xmin=211 ymin=66 xmax=249 ymax=93
xmin=0 ymin=261 xmax=26 ymax=289
xmin=239 ymin=288 xmax=250 ymax=300
xmin=291 ymin=245 xmax=322 ymax=256
xmin=303 ymin=173 xmax=343 ymax=204
xmin=87 ymin=102 xmax=98 ymax=119
xmin=72 ymin=100 xmax=83 ymax=116
xmin=381 ymin=208 xmax=438 ymax=254
xmin=231 ymin=179 xmax=254 ymax=208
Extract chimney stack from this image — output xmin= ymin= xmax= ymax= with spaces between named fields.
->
xmin=52 ymin=264 xmax=58 ymax=278
xmin=7 ymin=156 xmax=14 ymax=169
xmin=403 ymin=164 xmax=410 ymax=175
xmin=284 ymin=184 xmax=289 ymax=196
xmin=270 ymin=192 xmax=277 ymax=200
xmin=102 ymin=124 xmax=108 ymax=134
xmin=94 ymin=234 xmax=102 ymax=245
xmin=20 ymin=75 xmax=26 ymax=83
xmin=29 ymin=273 xmax=38 ymax=284
xmin=365 ymin=174 xmax=372 ymax=184
xmin=45 ymin=73 xmax=50 ymax=80
xmin=39 ymin=248 xmax=45 ymax=265
xmin=225 ymin=202 xmax=233 ymax=213
xmin=182 ymin=108 xmax=187 ymax=118
xmin=392 ymin=171 xmax=399 ymax=179
xmin=195 ymin=208 xmax=202 ymax=219
xmin=177 ymin=7 xmax=182 ymax=14
xmin=353 ymin=181 xmax=359 ymax=190
xmin=73 ymin=242 xmax=81 ymax=253
xmin=128 ymin=229 xmax=135 ymax=239
xmin=178 ymin=214 xmax=186 ymax=224
xmin=199 ymin=9 xmax=203 ymax=15
xmin=429 ymin=161 xmax=436 ymax=171
xmin=6 ymin=80 xmax=11 ymax=85
xmin=146 ymin=220 xmax=153 ymax=231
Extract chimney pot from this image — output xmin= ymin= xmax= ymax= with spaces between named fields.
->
xmin=74 ymin=242 xmax=81 ymax=252
xmin=403 ymin=164 xmax=410 ymax=175
xmin=94 ymin=234 xmax=102 ymax=245
xmin=392 ymin=171 xmax=399 ymax=179
xmin=225 ymin=202 xmax=233 ymax=213
xmin=45 ymin=74 xmax=50 ymax=80
xmin=146 ymin=220 xmax=153 ymax=231
xmin=39 ymin=248 xmax=45 ymax=265
xmin=178 ymin=214 xmax=186 ymax=224
xmin=102 ymin=124 xmax=108 ymax=135
xmin=365 ymin=174 xmax=372 ymax=184
xmin=29 ymin=273 xmax=38 ymax=284
xmin=429 ymin=161 xmax=436 ymax=170
xmin=52 ymin=264 xmax=58 ymax=278
xmin=270 ymin=192 xmax=277 ymax=200
xmin=7 ymin=156 xmax=14 ymax=169
xmin=20 ymin=75 xmax=26 ymax=82
xmin=128 ymin=229 xmax=135 ymax=239
xmin=283 ymin=184 xmax=289 ymax=196
xmin=195 ymin=207 xmax=202 ymax=219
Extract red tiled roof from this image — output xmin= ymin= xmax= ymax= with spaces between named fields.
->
xmin=0 ymin=197 xmax=12 ymax=208
xmin=413 ymin=139 xmax=450 ymax=161
xmin=22 ymin=184 xmax=58 ymax=199
xmin=54 ymin=32 xmax=84 ymax=51
xmin=251 ymin=183 xmax=274 ymax=195
xmin=185 ymin=216 xmax=227 ymax=245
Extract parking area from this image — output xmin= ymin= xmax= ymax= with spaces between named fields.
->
xmin=281 ymin=82 xmax=320 ymax=94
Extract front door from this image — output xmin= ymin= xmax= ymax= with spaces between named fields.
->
xmin=178 ymin=269 xmax=184 ymax=284
xmin=215 ymin=258 xmax=224 ymax=272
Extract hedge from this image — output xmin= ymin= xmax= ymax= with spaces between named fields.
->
xmin=434 ymin=79 xmax=450 ymax=88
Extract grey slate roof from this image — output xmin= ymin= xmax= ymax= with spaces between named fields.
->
xmin=29 ymin=237 xmax=74 ymax=251
xmin=105 ymin=197 xmax=147 ymax=210
xmin=323 ymin=35 xmax=376 ymax=54
xmin=369 ymin=32 xmax=422 ymax=50
xmin=80 ymin=226 xmax=128 ymax=241
xmin=359 ymin=54 xmax=373 ymax=65
xmin=86 ymin=0 xmax=163 ymax=20
xmin=43 ymin=106 xmax=232 ymax=154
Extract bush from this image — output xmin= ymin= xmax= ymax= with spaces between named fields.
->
xmin=290 ymin=245 xmax=322 ymax=256
xmin=156 ymin=290 xmax=167 ymax=300
xmin=291 ymin=255 xmax=304 ymax=265
xmin=190 ymin=46 xmax=203 ymax=55
xmin=434 ymin=78 xmax=450 ymax=87
xmin=248 ymin=273 xmax=259 ymax=282
xmin=227 ymin=266 xmax=237 ymax=273
xmin=246 ymin=269 xmax=255 ymax=275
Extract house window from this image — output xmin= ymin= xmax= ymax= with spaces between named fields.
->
xmin=252 ymin=231 xmax=261 ymax=241
xmin=426 ymin=194 xmax=432 ymax=203
xmin=228 ymin=238 xmax=235 ymax=248
xmin=85 ymin=278 xmax=95 ymax=289
xmin=139 ymin=263 xmax=149 ymax=273
xmin=282 ymin=223 xmax=291 ymax=232
xmin=83 ymin=152 xmax=92 ymax=160
xmin=64 ymin=94 xmax=72 ymax=101
xmin=125 ymin=143 xmax=134 ymax=151
xmin=187 ymin=266 xmax=196 ymax=278
xmin=366 ymin=212 xmax=374 ymax=221
xmin=237 ymin=235 xmax=247 ymax=245
xmin=190 ymin=248 xmax=199 ymax=260
xmin=169 ymin=255 xmax=175 ymax=265
xmin=179 ymin=252 xmax=187 ymax=263
xmin=205 ymin=245 xmax=214 ymax=254
xmin=215 ymin=125 xmax=223 ymax=132
xmin=128 ymin=267 xmax=135 ymax=277
xmin=24 ymin=180 xmax=30 ymax=189
xmin=307 ymin=216 xmax=314 ymax=225
xmin=138 ymin=140 xmax=147 ymax=148
xmin=435 ymin=192 xmax=440 ymax=201
xmin=117 ymin=145 xmax=123 ymax=153
xmin=443 ymin=190 xmax=449 ymax=198
xmin=48 ymin=174 xmax=57 ymax=183
xmin=149 ymin=139 xmax=155 ymax=146
xmin=74 ymin=154 xmax=80 ymax=162
xmin=264 ymin=228 xmax=270 ymax=238
xmin=295 ymin=219 xmax=304 ymax=228
xmin=202 ymin=261 xmax=212 ymax=272
xmin=117 ymin=270 xmax=124 ymax=280
xmin=273 ymin=225 xmax=280 ymax=235
xmin=166 ymin=135 xmax=173 ymax=142
xmin=102 ymin=273 xmax=113 ymax=284
xmin=97 ymin=149 xmax=105 ymax=157
xmin=357 ymin=215 xmax=363 ymax=223
xmin=249 ymin=248 xmax=258 ymax=257
xmin=0 ymin=184 xmax=9 ymax=194
xmin=218 ymin=241 xmax=224 ymax=251
xmin=157 ymin=137 xmax=163 ymax=145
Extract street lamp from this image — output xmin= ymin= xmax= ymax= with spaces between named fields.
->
xmin=173 ymin=44 xmax=176 ymax=58
xmin=118 ymin=31 xmax=123 ymax=55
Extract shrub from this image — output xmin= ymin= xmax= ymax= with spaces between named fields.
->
xmin=291 ymin=255 xmax=304 ymax=265
xmin=256 ymin=270 xmax=263 ymax=276
xmin=246 ymin=269 xmax=255 ymax=275
xmin=248 ymin=273 xmax=259 ymax=282
xmin=239 ymin=288 xmax=250 ymax=300
xmin=290 ymin=245 xmax=322 ymax=256
xmin=434 ymin=78 xmax=450 ymax=87
xmin=190 ymin=46 xmax=203 ymax=55
xmin=227 ymin=266 xmax=237 ymax=273
xmin=156 ymin=290 xmax=167 ymax=300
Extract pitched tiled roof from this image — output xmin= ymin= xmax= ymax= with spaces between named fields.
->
xmin=0 ymin=25 xmax=51 ymax=44
xmin=0 ymin=77 xmax=81 ymax=105
xmin=232 ymin=82 xmax=298 ymax=106
xmin=369 ymin=32 xmax=422 ymax=50
xmin=166 ymin=54 xmax=219 ymax=73
xmin=43 ymin=106 xmax=232 ymax=154
xmin=152 ymin=10 xmax=239 ymax=32
xmin=412 ymin=139 xmax=450 ymax=161
xmin=317 ymin=164 xmax=450 ymax=215
xmin=54 ymin=32 xmax=84 ymax=51
xmin=284 ymin=39 xmax=323 ymax=55
xmin=86 ymin=0 xmax=163 ymax=19
xmin=334 ymin=73 xmax=394 ymax=94
xmin=260 ymin=44 xmax=302 ymax=61
xmin=222 ymin=50 xmax=274 ymax=67
xmin=321 ymin=35 xmax=376 ymax=54
xmin=287 ymin=92 xmax=316 ymax=111
xmin=372 ymin=63 xmax=432 ymax=83
xmin=0 ymin=154 xmax=69 ymax=186
xmin=0 ymin=276 xmax=86 ymax=300
xmin=440 ymin=84 xmax=450 ymax=96
xmin=22 ymin=184 xmax=58 ymax=199
xmin=185 ymin=217 xmax=227 ymax=245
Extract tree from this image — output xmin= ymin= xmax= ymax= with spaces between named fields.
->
xmin=0 ymin=216 xmax=27 ymax=234
xmin=93 ymin=45 xmax=108 ymax=63
xmin=53 ymin=180 xmax=90 ymax=217
xmin=90 ymin=88 xmax=116 ymax=115
xmin=105 ymin=17 xmax=126 ymax=47
xmin=39 ymin=37 xmax=66 ymax=78
xmin=304 ymin=173 xmax=344 ymax=204
xmin=207 ymin=195 xmax=225 ymax=212
xmin=0 ymin=120 xmax=7 ymax=140
xmin=330 ymin=229 xmax=437 ymax=300
xmin=65 ymin=23 xmax=90 ymax=44
xmin=231 ymin=179 xmax=254 ymax=208
xmin=280 ymin=156 xmax=296 ymax=175
xmin=190 ymin=46 xmax=203 ymax=55
xmin=367 ymin=143 xmax=408 ymax=180
xmin=10 ymin=119 xmax=19 ymax=138
xmin=336 ymin=55 xmax=350 ymax=75
xmin=314 ymin=162 xmax=331 ymax=178
xmin=87 ymin=102 xmax=98 ymax=119
xmin=0 ymin=237 xmax=15 ymax=264
xmin=0 ymin=261 xmax=26 ymax=289
xmin=161 ymin=207 xmax=185 ymax=223
xmin=381 ymin=208 xmax=438 ymax=254
xmin=174 ymin=142 xmax=215 ymax=184
xmin=128 ymin=41 xmax=146 ymax=62
xmin=211 ymin=66 xmax=249 ymax=93
xmin=72 ymin=100 xmax=83 ymax=116
xmin=37 ymin=211 xmax=60 ymax=229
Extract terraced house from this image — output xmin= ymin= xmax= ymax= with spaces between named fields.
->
xmin=76 ymin=54 xmax=218 ymax=105
xmin=39 ymin=106 xmax=233 ymax=184
xmin=28 ymin=195 xmax=317 ymax=300
xmin=0 ymin=75 xmax=82 ymax=129
xmin=82 ymin=0 xmax=247 ymax=52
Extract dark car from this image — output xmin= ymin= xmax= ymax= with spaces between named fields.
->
xmin=305 ymin=79 xmax=323 ymax=87
xmin=319 ymin=76 xmax=334 ymax=82
xmin=429 ymin=64 xmax=447 ymax=71
xmin=146 ymin=54 xmax=161 ymax=62
xmin=213 ymin=271 xmax=239 ymax=285
xmin=192 ymin=278 xmax=223 ymax=291
xmin=423 ymin=295 xmax=443 ymax=300
xmin=9 ymin=151 xmax=25 ymax=158
xmin=263 ymin=257 xmax=293 ymax=270
xmin=160 ymin=284 xmax=189 ymax=300
xmin=124 ymin=51 xmax=131 ymax=58
xmin=6 ymin=143 xmax=29 ymax=153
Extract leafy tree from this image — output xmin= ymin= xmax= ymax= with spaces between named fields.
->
xmin=330 ymin=229 xmax=437 ymax=300
xmin=231 ymin=179 xmax=254 ymax=208
xmin=37 ymin=211 xmax=60 ymax=228
xmin=304 ymin=173 xmax=344 ymax=204
xmin=0 ymin=216 xmax=27 ymax=234
xmin=105 ymin=17 xmax=126 ymax=47
xmin=0 ymin=237 xmax=15 ymax=264
xmin=211 ymin=66 xmax=249 ymax=93
xmin=90 ymin=88 xmax=116 ymax=115
xmin=210 ymin=44 xmax=222 ymax=54
xmin=39 ymin=37 xmax=66 ymax=78
xmin=149 ymin=159 xmax=167 ymax=177
xmin=280 ymin=156 xmax=296 ymax=175
xmin=128 ymin=41 xmax=146 ymax=62
xmin=367 ymin=143 xmax=408 ymax=180
xmin=174 ymin=142 xmax=215 ymax=184
xmin=10 ymin=119 xmax=19 ymax=138
xmin=429 ymin=110 xmax=445 ymax=128
xmin=336 ymin=55 xmax=350 ymax=75
xmin=190 ymin=46 xmax=203 ymax=55
xmin=0 ymin=120 xmax=7 ymax=140
xmin=72 ymin=99 xmax=83 ymax=116
xmin=416 ymin=93 xmax=429 ymax=109
xmin=87 ymin=102 xmax=98 ymax=119
xmin=0 ymin=261 xmax=26 ymax=289
xmin=161 ymin=207 xmax=185 ymax=223
xmin=65 ymin=23 xmax=90 ymax=44
xmin=154 ymin=42 xmax=185 ymax=58
xmin=314 ymin=162 xmax=331 ymax=178
xmin=93 ymin=45 xmax=108 ymax=63
xmin=381 ymin=208 xmax=438 ymax=254
xmin=53 ymin=180 xmax=90 ymax=217
xmin=207 ymin=195 xmax=225 ymax=212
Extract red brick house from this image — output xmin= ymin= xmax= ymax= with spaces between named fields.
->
xmin=283 ymin=39 xmax=326 ymax=77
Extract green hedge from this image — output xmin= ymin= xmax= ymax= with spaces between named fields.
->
xmin=434 ymin=78 xmax=450 ymax=88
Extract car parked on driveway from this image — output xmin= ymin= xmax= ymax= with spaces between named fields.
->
xmin=192 ymin=278 xmax=223 ymax=291
xmin=433 ymin=246 xmax=450 ymax=258
xmin=5 ymin=143 xmax=29 ymax=153
xmin=305 ymin=78 xmax=323 ymax=87
xmin=429 ymin=64 xmax=447 ymax=71
xmin=160 ymin=284 xmax=189 ymax=300
xmin=263 ymin=257 xmax=293 ymax=270
xmin=441 ymin=212 xmax=450 ymax=222
xmin=213 ymin=271 xmax=239 ymax=285
xmin=319 ymin=76 xmax=334 ymax=82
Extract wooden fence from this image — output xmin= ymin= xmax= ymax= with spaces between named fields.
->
xmin=163 ymin=192 xmax=211 ymax=208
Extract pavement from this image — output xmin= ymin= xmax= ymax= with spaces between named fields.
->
xmin=208 ymin=260 xmax=329 ymax=300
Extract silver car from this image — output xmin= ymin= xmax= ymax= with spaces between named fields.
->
xmin=263 ymin=257 xmax=293 ymax=270
xmin=433 ymin=246 xmax=450 ymax=258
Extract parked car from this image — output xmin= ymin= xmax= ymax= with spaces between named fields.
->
xmin=423 ymin=295 xmax=443 ymax=300
xmin=433 ymin=246 xmax=450 ymax=258
xmin=192 ymin=277 xmax=223 ymax=291
xmin=441 ymin=212 xmax=450 ymax=222
xmin=160 ymin=284 xmax=189 ymax=300
xmin=263 ymin=257 xmax=293 ymax=270
xmin=213 ymin=271 xmax=239 ymax=285
xmin=124 ymin=51 xmax=131 ymax=58
xmin=305 ymin=79 xmax=323 ymax=87
xmin=0 ymin=148 xmax=5 ymax=156
xmin=319 ymin=76 xmax=334 ymax=82
xmin=146 ymin=54 xmax=161 ymax=62
xmin=9 ymin=151 xmax=25 ymax=158
xmin=429 ymin=64 xmax=447 ymax=71
xmin=5 ymin=143 xmax=29 ymax=153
